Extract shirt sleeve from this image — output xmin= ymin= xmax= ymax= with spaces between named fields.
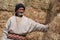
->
xmin=1 ymin=18 xmax=11 ymax=40
xmin=28 ymin=19 xmax=48 ymax=32
xmin=34 ymin=22 xmax=48 ymax=32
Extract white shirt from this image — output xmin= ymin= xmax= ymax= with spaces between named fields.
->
xmin=1 ymin=15 xmax=48 ymax=40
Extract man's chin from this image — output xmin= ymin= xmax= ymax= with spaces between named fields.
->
xmin=15 ymin=13 xmax=24 ymax=17
xmin=18 ymin=15 xmax=23 ymax=17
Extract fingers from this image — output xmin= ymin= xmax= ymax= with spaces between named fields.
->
xmin=7 ymin=34 xmax=17 ymax=39
xmin=7 ymin=34 xmax=26 ymax=40
xmin=7 ymin=34 xmax=13 ymax=39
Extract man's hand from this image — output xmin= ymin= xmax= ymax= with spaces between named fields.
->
xmin=7 ymin=34 xmax=26 ymax=40
xmin=7 ymin=34 xmax=17 ymax=39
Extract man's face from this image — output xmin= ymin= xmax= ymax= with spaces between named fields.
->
xmin=17 ymin=7 xmax=24 ymax=13
xmin=16 ymin=7 xmax=24 ymax=17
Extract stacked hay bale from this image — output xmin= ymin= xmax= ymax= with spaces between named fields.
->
xmin=0 ymin=0 xmax=60 ymax=40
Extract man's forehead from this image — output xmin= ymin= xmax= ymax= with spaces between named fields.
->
xmin=19 ymin=7 xmax=24 ymax=9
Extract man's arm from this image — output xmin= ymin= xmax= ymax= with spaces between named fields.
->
xmin=28 ymin=19 xmax=49 ymax=32
xmin=34 ymin=23 xmax=48 ymax=32
xmin=1 ymin=18 xmax=11 ymax=40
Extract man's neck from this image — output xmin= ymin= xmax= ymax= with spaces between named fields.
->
xmin=16 ymin=15 xmax=24 ymax=18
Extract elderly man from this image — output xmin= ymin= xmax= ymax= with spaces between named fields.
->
xmin=1 ymin=3 xmax=48 ymax=40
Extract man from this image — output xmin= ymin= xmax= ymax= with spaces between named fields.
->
xmin=1 ymin=3 xmax=48 ymax=40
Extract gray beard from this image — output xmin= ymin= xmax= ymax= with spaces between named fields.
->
xmin=18 ymin=13 xmax=23 ymax=17
xmin=16 ymin=13 xmax=23 ymax=17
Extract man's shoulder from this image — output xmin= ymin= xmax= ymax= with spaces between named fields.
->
xmin=23 ymin=16 xmax=31 ymax=20
xmin=24 ymin=16 xmax=34 ymax=22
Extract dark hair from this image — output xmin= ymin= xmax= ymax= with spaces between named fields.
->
xmin=15 ymin=3 xmax=25 ymax=12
